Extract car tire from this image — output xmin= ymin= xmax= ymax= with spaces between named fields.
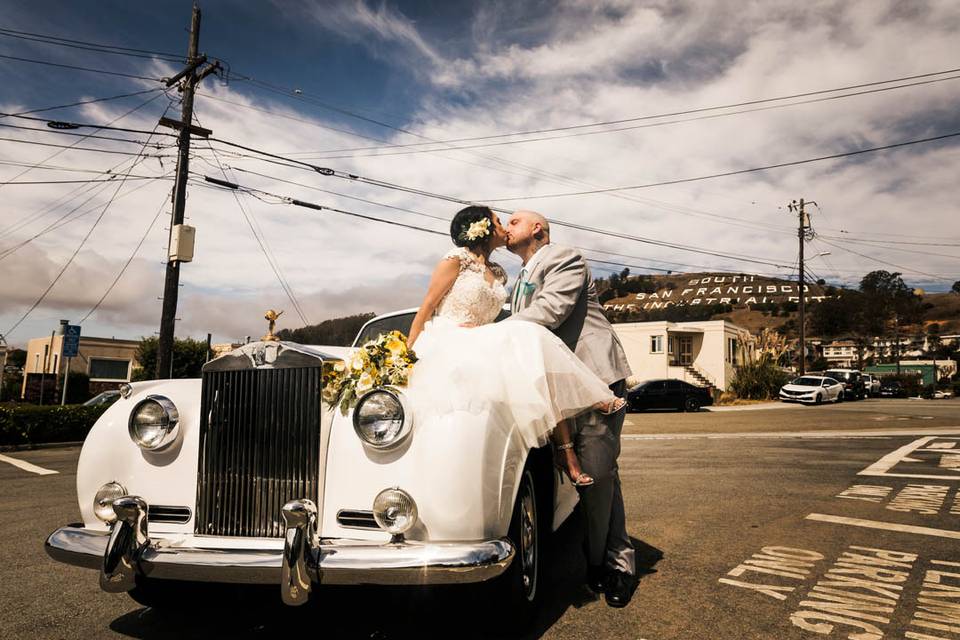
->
xmin=684 ymin=397 xmax=701 ymax=412
xmin=815 ymin=393 xmax=822 ymax=405
xmin=490 ymin=466 xmax=543 ymax=627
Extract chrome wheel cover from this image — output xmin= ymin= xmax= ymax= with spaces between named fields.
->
xmin=518 ymin=471 xmax=538 ymax=602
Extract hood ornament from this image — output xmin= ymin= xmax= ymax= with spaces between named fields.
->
xmin=262 ymin=309 xmax=284 ymax=342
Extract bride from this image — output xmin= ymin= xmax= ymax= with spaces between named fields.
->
xmin=405 ymin=205 xmax=625 ymax=486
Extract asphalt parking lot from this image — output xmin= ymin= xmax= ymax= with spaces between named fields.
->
xmin=1 ymin=398 xmax=959 ymax=639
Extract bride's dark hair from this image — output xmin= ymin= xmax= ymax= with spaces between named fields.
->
xmin=450 ymin=205 xmax=494 ymax=249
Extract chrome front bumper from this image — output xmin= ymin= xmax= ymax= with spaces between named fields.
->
xmin=45 ymin=497 xmax=514 ymax=605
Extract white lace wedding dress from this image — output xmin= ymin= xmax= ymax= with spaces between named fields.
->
xmin=405 ymin=247 xmax=617 ymax=448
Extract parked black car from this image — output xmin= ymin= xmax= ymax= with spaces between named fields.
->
xmin=627 ymin=379 xmax=714 ymax=412
xmin=824 ymin=369 xmax=867 ymax=400
xmin=879 ymin=380 xmax=907 ymax=398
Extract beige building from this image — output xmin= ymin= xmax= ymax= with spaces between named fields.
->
xmin=21 ymin=334 xmax=139 ymax=398
xmin=613 ymin=320 xmax=756 ymax=392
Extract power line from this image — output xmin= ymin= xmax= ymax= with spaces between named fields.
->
xmin=195 ymin=116 xmax=312 ymax=326
xmin=483 ymin=130 xmax=960 ymax=201
xmin=4 ymin=115 xmax=171 ymax=336
xmin=0 ymin=52 xmax=165 ymax=82
xmin=0 ymin=91 xmax=169 ymax=189
xmin=79 ymin=194 xmax=170 ymax=324
xmin=0 ymin=135 xmax=170 ymax=156
xmin=0 ymin=176 xmax=169 ymax=185
xmin=293 ymin=74 xmax=960 ymax=159
xmin=0 ymin=26 xmax=184 ymax=60
xmin=3 ymin=87 xmax=165 ymax=118
xmin=202 ymin=136 xmax=797 ymax=269
xmin=0 ymin=171 xmax=172 ymax=259
xmin=816 ymin=237 xmax=951 ymax=282
xmin=0 ymin=121 xmax=174 ymax=145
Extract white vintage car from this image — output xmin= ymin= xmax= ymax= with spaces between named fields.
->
xmin=45 ymin=309 xmax=577 ymax=618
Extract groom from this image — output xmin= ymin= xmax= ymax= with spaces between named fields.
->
xmin=505 ymin=209 xmax=637 ymax=607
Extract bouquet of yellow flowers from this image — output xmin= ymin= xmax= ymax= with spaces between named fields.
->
xmin=322 ymin=330 xmax=418 ymax=415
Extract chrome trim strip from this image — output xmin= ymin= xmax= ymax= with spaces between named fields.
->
xmin=46 ymin=524 xmax=515 ymax=587
xmin=336 ymin=509 xmax=379 ymax=530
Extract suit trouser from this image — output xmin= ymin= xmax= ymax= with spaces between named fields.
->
xmin=574 ymin=379 xmax=635 ymax=576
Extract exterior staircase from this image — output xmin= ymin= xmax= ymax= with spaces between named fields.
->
xmin=684 ymin=364 xmax=718 ymax=396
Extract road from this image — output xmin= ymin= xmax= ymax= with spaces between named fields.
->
xmin=1 ymin=398 xmax=959 ymax=639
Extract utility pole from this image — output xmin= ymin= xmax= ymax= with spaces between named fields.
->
xmin=787 ymin=198 xmax=815 ymax=375
xmin=0 ymin=333 xmax=7 ymax=402
xmin=155 ymin=3 xmax=218 ymax=379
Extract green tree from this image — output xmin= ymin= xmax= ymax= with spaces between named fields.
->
xmin=859 ymin=270 xmax=922 ymax=334
xmin=276 ymin=312 xmax=376 ymax=346
xmin=134 ymin=336 xmax=209 ymax=381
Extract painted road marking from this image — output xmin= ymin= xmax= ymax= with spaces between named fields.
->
xmin=806 ymin=514 xmax=960 ymax=539
xmin=0 ymin=453 xmax=58 ymax=475
xmin=859 ymin=436 xmax=960 ymax=481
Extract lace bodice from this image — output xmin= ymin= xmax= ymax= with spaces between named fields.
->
xmin=433 ymin=248 xmax=508 ymax=326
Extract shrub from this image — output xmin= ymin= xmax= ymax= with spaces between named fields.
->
xmin=0 ymin=404 xmax=108 ymax=446
xmin=729 ymin=356 xmax=790 ymax=400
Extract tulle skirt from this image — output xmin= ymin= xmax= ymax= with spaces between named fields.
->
xmin=404 ymin=316 xmax=616 ymax=448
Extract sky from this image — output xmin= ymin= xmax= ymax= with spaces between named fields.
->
xmin=1 ymin=0 xmax=959 ymax=348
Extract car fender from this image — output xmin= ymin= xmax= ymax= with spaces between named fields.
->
xmin=76 ymin=379 xmax=202 ymax=532
xmin=321 ymin=406 xmax=533 ymax=542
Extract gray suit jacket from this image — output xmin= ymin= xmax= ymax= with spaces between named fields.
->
xmin=508 ymin=244 xmax=632 ymax=386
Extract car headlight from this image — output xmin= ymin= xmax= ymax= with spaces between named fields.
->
xmin=128 ymin=395 xmax=180 ymax=450
xmin=372 ymin=488 xmax=418 ymax=536
xmin=94 ymin=481 xmax=127 ymax=523
xmin=353 ymin=389 xmax=411 ymax=449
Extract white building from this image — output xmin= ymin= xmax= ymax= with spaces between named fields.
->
xmin=822 ymin=340 xmax=861 ymax=368
xmin=613 ymin=320 xmax=756 ymax=392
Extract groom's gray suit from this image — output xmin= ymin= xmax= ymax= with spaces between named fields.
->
xmin=508 ymin=243 xmax=636 ymax=577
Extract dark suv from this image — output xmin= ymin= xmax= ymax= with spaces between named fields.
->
xmin=824 ymin=369 xmax=866 ymax=400
xmin=627 ymin=379 xmax=714 ymax=412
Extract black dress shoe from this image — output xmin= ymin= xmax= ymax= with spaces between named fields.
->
xmin=586 ymin=565 xmax=606 ymax=593
xmin=604 ymin=570 xmax=637 ymax=608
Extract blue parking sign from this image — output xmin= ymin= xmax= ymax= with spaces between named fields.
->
xmin=63 ymin=324 xmax=81 ymax=358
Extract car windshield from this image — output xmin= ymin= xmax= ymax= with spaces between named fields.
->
xmin=353 ymin=313 xmax=416 ymax=347
xmin=791 ymin=377 xmax=822 ymax=387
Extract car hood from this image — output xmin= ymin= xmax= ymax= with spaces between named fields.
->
xmin=782 ymin=384 xmax=819 ymax=393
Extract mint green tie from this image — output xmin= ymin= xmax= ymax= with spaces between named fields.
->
xmin=513 ymin=267 xmax=528 ymax=310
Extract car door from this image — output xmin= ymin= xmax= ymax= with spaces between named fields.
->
xmin=666 ymin=380 xmax=686 ymax=410
xmin=823 ymin=378 xmax=841 ymax=400
xmin=645 ymin=380 xmax=668 ymax=409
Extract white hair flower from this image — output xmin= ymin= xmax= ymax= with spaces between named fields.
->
xmin=462 ymin=217 xmax=491 ymax=241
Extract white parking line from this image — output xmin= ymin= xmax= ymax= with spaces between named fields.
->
xmin=622 ymin=427 xmax=960 ymax=440
xmin=0 ymin=453 xmax=58 ymax=476
xmin=805 ymin=513 xmax=960 ymax=539
xmin=858 ymin=436 xmax=960 ymax=481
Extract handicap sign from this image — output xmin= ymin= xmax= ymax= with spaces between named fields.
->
xmin=63 ymin=324 xmax=81 ymax=358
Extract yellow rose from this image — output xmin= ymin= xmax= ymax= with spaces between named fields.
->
xmin=357 ymin=371 xmax=375 ymax=393
xmin=386 ymin=338 xmax=405 ymax=356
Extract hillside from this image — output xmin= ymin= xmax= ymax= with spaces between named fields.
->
xmin=602 ymin=272 xmax=959 ymax=336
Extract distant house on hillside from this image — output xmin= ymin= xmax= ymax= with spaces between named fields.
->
xmin=613 ymin=319 xmax=756 ymax=393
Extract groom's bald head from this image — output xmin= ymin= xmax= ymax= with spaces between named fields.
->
xmin=506 ymin=209 xmax=551 ymax=261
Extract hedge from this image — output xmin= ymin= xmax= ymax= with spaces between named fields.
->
xmin=0 ymin=404 xmax=108 ymax=446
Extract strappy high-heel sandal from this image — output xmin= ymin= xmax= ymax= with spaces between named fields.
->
xmin=556 ymin=442 xmax=594 ymax=487
xmin=597 ymin=397 xmax=627 ymax=416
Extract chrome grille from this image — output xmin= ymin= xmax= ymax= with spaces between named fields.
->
xmin=148 ymin=505 xmax=191 ymax=524
xmin=196 ymin=367 xmax=321 ymax=538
